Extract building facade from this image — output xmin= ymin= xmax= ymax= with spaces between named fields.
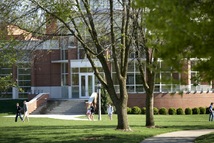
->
xmin=0 ymin=0 xmax=213 ymax=109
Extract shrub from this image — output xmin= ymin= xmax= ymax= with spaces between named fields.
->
xmin=168 ymin=107 xmax=176 ymax=115
xmin=206 ymin=107 xmax=211 ymax=114
xmin=131 ymin=106 xmax=141 ymax=114
xmin=176 ymin=108 xmax=184 ymax=115
xmin=185 ymin=108 xmax=192 ymax=115
xmin=192 ymin=107 xmax=200 ymax=114
xmin=199 ymin=107 xmax=206 ymax=114
xmin=141 ymin=107 xmax=146 ymax=114
xmin=159 ymin=107 xmax=168 ymax=115
xmin=127 ymin=107 xmax=132 ymax=114
xmin=154 ymin=107 xmax=159 ymax=115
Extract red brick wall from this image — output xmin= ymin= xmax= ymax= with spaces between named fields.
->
xmin=27 ymin=93 xmax=49 ymax=114
xmin=32 ymin=50 xmax=61 ymax=86
xmin=128 ymin=93 xmax=214 ymax=109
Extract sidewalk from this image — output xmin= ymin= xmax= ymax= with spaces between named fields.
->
xmin=140 ymin=129 xmax=214 ymax=143
xmin=4 ymin=114 xmax=88 ymax=121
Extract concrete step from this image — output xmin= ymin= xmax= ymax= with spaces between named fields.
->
xmin=32 ymin=99 xmax=88 ymax=115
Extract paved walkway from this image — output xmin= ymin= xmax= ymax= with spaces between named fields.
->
xmin=4 ymin=114 xmax=88 ymax=121
xmin=141 ymin=129 xmax=214 ymax=143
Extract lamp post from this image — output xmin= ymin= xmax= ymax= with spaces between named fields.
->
xmin=97 ymin=82 xmax=102 ymax=121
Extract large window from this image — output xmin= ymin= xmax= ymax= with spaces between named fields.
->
xmin=112 ymin=60 xmax=183 ymax=93
xmin=0 ymin=68 xmax=13 ymax=98
xmin=17 ymin=66 xmax=31 ymax=98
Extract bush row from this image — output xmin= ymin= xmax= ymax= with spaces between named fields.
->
xmin=127 ymin=106 xmax=210 ymax=115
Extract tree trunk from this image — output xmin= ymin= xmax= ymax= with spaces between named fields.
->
xmin=107 ymin=79 xmax=130 ymax=131
xmin=145 ymin=92 xmax=155 ymax=127
xmin=115 ymin=98 xmax=130 ymax=130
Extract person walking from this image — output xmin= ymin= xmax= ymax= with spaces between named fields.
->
xmin=15 ymin=103 xmax=23 ymax=122
xmin=107 ymin=104 xmax=114 ymax=120
xmin=90 ymin=103 xmax=95 ymax=121
xmin=86 ymin=105 xmax=92 ymax=120
xmin=23 ymin=100 xmax=29 ymax=122
xmin=209 ymin=102 xmax=214 ymax=121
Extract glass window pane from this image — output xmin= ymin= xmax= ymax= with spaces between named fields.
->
xmin=136 ymin=86 xmax=144 ymax=92
xmin=72 ymin=74 xmax=79 ymax=85
xmin=127 ymin=74 xmax=134 ymax=84
xmin=72 ymin=68 xmax=79 ymax=73
xmin=128 ymin=62 xmax=134 ymax=72
xmin=136 ymin=74 xmax=143 ymax=84
xmin=127 ymin=86 xmax=134 ymax=92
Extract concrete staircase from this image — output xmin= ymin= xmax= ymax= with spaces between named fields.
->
xmin=32 ymin=99 xmax=87 ymax=115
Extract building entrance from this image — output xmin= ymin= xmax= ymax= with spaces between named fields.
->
xmin=79 ymin=73 xmax=94 ymax=98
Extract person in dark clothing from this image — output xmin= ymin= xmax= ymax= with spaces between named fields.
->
xmin=15 ymin=103 xmax=23 ymax=122
xmin=90 ymin=103 xmax=95 ymax=121
xmin=209 ymin=102 xmax=214 ymax=121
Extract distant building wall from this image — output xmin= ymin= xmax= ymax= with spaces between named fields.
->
xmin=128 ymin=93 xmax=214 ymax=109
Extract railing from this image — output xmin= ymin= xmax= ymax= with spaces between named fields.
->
xmin=27 ymin=93 xmax=49 ymax=114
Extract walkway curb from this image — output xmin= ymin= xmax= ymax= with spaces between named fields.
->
xmin=140 ymin=129 xmax=214 ymax=143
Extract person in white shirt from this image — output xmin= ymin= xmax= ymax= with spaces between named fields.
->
xmin=107 ymin=104 xmax=114 ymax=120
xmin=23 ymin=100 xmax=29 ymax=122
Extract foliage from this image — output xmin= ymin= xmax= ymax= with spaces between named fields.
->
xmin=135 ymin=0 xmax=214 ymax=81
xmin=168 ymin=108 xmax=176 ymax=115
xmin=206 ymin=107 xmax=211 ymax=114
xmin=101 ymin=88 xmax=110 ymax=114
xmin=176 ymin=108 xmax=184 ymax=115
xmin=141 ymin=107 xmax=146 ymax=114
xmin=199 ymin=107 xmax=206 ymax=114
xmin=159 ymin=107 xmax=168 ymax=115
xmin=131 ymin=106 xmax=141 ymax=114
xmin=0 ymin=0 xmax=137 ymax=130
xmin=153 ymin=107 xmax=159 ymax=115
xmin=0 ymin=100 xmax=25 ymax=114
xmin=192 ymin=107 xmax=200 ymax=115
xmin=185 ymin=108 xmax=192 ymax=115
xmin=127 ymin=107 xmax=132 ymax=114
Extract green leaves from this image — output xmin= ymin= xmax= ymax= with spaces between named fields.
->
xmin=136 ymin=0 xmax=214 ymax=81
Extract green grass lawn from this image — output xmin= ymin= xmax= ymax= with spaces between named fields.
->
xmin=1 ymin=114 xmax=214 ymax=143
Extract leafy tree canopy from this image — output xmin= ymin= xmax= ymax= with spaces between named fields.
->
xmin=135 ymin=0 xmax=214 ymax=81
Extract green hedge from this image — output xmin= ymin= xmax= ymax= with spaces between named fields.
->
xmin=154 ymin=107 xmax=159 ymax=115
xmin=192 ymin=107 xmax=200 ymax=114
xmin=127 ymin=107 xmax=132 ymax=114
xmin=176 ymin=108 xmax=184 ymax=115
xmin=141 ymin=107 xmax=146 ymax=114
xmin=131 ymin=106 xmax=141 ymax=114
xmin=199 ymin=107 xmax=206 ymax=114
xmin=168 ymin=108 xmax=176 ymax=115
xmin=185 ymin=108 xmax=192 ymax=115
xmin=126 ymin=106 xmax=209 ymax=115
xmin=159 ymin=107 xmax=168 ymax=115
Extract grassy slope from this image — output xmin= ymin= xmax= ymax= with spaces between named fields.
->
xmin=0 ymin=100 xmax=213 ymax=143
xmin=0 ymin=114 xmax=214 ymax=143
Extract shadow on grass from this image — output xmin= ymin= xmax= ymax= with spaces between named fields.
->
xmin=0 ymin=124 xmax=148 ymax=143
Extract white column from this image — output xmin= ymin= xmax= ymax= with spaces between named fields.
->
xmin=12 ymin=87 xmax=18 ymax=99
